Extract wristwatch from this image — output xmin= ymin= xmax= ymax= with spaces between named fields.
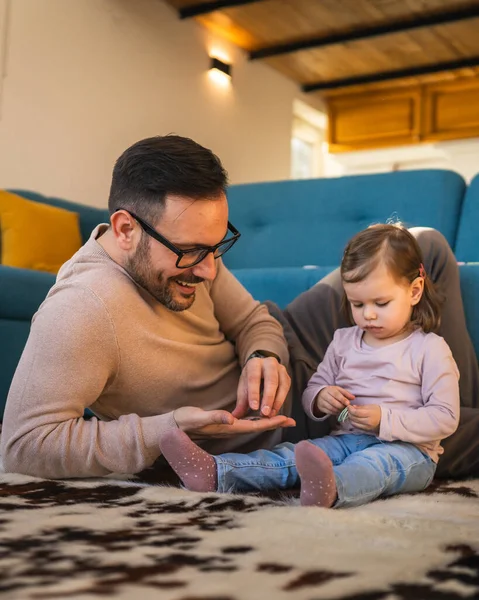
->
xmin=245 ymin=349 xmax=281 ymax=365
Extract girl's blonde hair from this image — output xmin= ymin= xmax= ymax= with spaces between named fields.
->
xmin=340 ymin=223 xmax=442 ymax=333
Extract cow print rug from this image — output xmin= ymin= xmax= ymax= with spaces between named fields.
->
xmin=0 ymin=467 xmax=478 ymax=600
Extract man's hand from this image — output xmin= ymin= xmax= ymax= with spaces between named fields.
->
xmin=233 ymin=356 xmax=291 ymax=419
xmin=173 ymin=406 xmax=295 ymax=438
xmin=348 ymin=404 xmax=381 ymax=433
xmin=316 ymin=386 xmax=355 ymax=416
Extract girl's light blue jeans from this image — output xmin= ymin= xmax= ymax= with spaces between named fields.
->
xmin=214 ymin=433 xmax=437 ymax=508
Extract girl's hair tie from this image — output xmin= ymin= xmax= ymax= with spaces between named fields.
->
xmin=419 ymin=263 xmax=426 ymax=278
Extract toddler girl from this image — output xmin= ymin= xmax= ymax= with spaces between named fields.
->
xmin=160 ymin=224 xmax=460 ymax=508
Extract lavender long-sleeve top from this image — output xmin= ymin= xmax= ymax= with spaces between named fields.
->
xmin=302 ymin=327 xmax=460 ymax=462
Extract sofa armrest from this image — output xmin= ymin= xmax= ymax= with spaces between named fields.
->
xmin=0 ymin=265 xmax=56 ymax=320
xmin=459 ymin=263 xmax=479 ymax=361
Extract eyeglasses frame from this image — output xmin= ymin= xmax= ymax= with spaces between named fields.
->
xmin=115 ymin=208 xmax=241 ymax=269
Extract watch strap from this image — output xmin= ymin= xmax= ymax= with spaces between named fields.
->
xmin=245 ymin=349 xmax=281 ymax=365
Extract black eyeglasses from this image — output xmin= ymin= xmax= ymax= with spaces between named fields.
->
xmin=117 ymin=208 xmax=241 ymax=269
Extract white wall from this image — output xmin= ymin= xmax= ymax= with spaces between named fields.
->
xmin=0 ymin=0 xmax=298 ymax=207
xmin=324 ymin=137 xmax=479 ymax=183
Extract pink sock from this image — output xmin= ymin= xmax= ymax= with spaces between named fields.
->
xmin=160 ymin=429 xmax=217 ymax=492
xmin=295 ymin=441 xmax=337 ymax=507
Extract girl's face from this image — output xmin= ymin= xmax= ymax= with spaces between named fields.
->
xmin=343 ymin=262 xmax=424 ymax=346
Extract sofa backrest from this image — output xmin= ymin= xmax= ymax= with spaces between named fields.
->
xmin=455 ymin=174 xmax=479 ymax=262
xmin=223 ymin=170 xmax=466 ymax=270
xmin=9 ymin=190 xmax=110 ymax=244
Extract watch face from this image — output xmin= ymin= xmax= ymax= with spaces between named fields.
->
xmin=248 ymin=352 xmax=267 ymax=361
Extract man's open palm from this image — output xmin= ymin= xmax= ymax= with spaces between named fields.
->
xmin=174 ymin=406 xmax=295 ymax=438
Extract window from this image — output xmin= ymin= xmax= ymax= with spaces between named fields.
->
xmin=291 ymin=99 xmax=327 ymax=179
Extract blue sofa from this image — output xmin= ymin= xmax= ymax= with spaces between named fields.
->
xmin=1 ymin=170 xmax=478 ymax=418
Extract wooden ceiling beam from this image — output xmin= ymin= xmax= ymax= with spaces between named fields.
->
xmin=302 ymin=55 xmax=479 ymax=92
xmin=179 ymin=0 xmax=264 ymax=19
xmin=249 ymin=5 xmax=479 ymax=60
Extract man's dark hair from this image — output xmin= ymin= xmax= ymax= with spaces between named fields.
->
xmin=108 ymin=135 xmax=228 ymax=222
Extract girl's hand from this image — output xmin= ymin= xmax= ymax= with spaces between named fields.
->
xmin=315 ymin=386 xmax=355 ymax=416
xmin=348 ymin=404 xmax=381 ymax=433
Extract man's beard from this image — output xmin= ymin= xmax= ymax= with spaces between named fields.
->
xmin=124 ymin=236 xmax=203 ymax=312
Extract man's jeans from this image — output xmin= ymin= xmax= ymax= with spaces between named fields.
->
xmin=215 ymin=434 xmax=437 ymax=508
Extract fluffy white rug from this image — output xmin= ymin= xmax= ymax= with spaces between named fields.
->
xmin=0 ymin=469 xmax=478 ymax=600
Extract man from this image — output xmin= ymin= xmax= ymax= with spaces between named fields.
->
xmin=2 ymin=135 xmax=478 ymax=479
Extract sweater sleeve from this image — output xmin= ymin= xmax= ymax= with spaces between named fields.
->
xmin=209 ymin=260 xmax=289 ymax=366
xmin=301 ymin=333 xmax=340 ymax=421
xmin=379 ymin=335 xmax=460 ymax=445
xmin=1 ymin=284 xmax=177 ymax=479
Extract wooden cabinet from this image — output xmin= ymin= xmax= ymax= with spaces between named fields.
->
xmin=423 ymin=80 xmax=479 ymax=142
xmin=328 ymin=89 xmax=422 ymax=152
xmin=327 ymin=78 xmax=479 ymax=152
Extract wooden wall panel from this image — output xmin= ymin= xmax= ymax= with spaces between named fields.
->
xmin=328 ymin=89 xmax=421 ymax=152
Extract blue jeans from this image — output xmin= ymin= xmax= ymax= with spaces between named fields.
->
xmin=214 ymin=434 xmax=437 ymax=508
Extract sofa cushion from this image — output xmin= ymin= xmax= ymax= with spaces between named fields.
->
xmin=224 ymin=170 xmax=466 ymax=270
xmin=0 ymin=191 xmax=82 ymax=274
xmin=9 ymin=190 xmax=110 ymax=244
xmin=232 ymin=266 xmax=333 ymax=308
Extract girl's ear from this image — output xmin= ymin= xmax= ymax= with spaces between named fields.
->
xmin=410 ymin=277 xmax=424 ymax=306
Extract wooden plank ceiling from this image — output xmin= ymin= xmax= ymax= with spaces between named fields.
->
xmin=164 ymin=0 xmax=479 ymax=97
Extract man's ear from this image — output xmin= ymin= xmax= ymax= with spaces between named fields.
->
xmin=410 ymin=277 xmax=425 ymax=306
xmin=110 ymin=210 xmax=137 ymax=251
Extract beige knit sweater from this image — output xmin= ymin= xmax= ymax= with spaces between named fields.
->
xmin=1 ymin=226 xmax=289 ymax=478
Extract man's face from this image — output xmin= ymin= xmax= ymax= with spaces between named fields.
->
xmin=125 ymin=194 xmax=228 ymax=311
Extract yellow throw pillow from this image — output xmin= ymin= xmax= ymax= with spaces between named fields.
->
xmin=0 ymin=190 xmax=82 ymax=274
